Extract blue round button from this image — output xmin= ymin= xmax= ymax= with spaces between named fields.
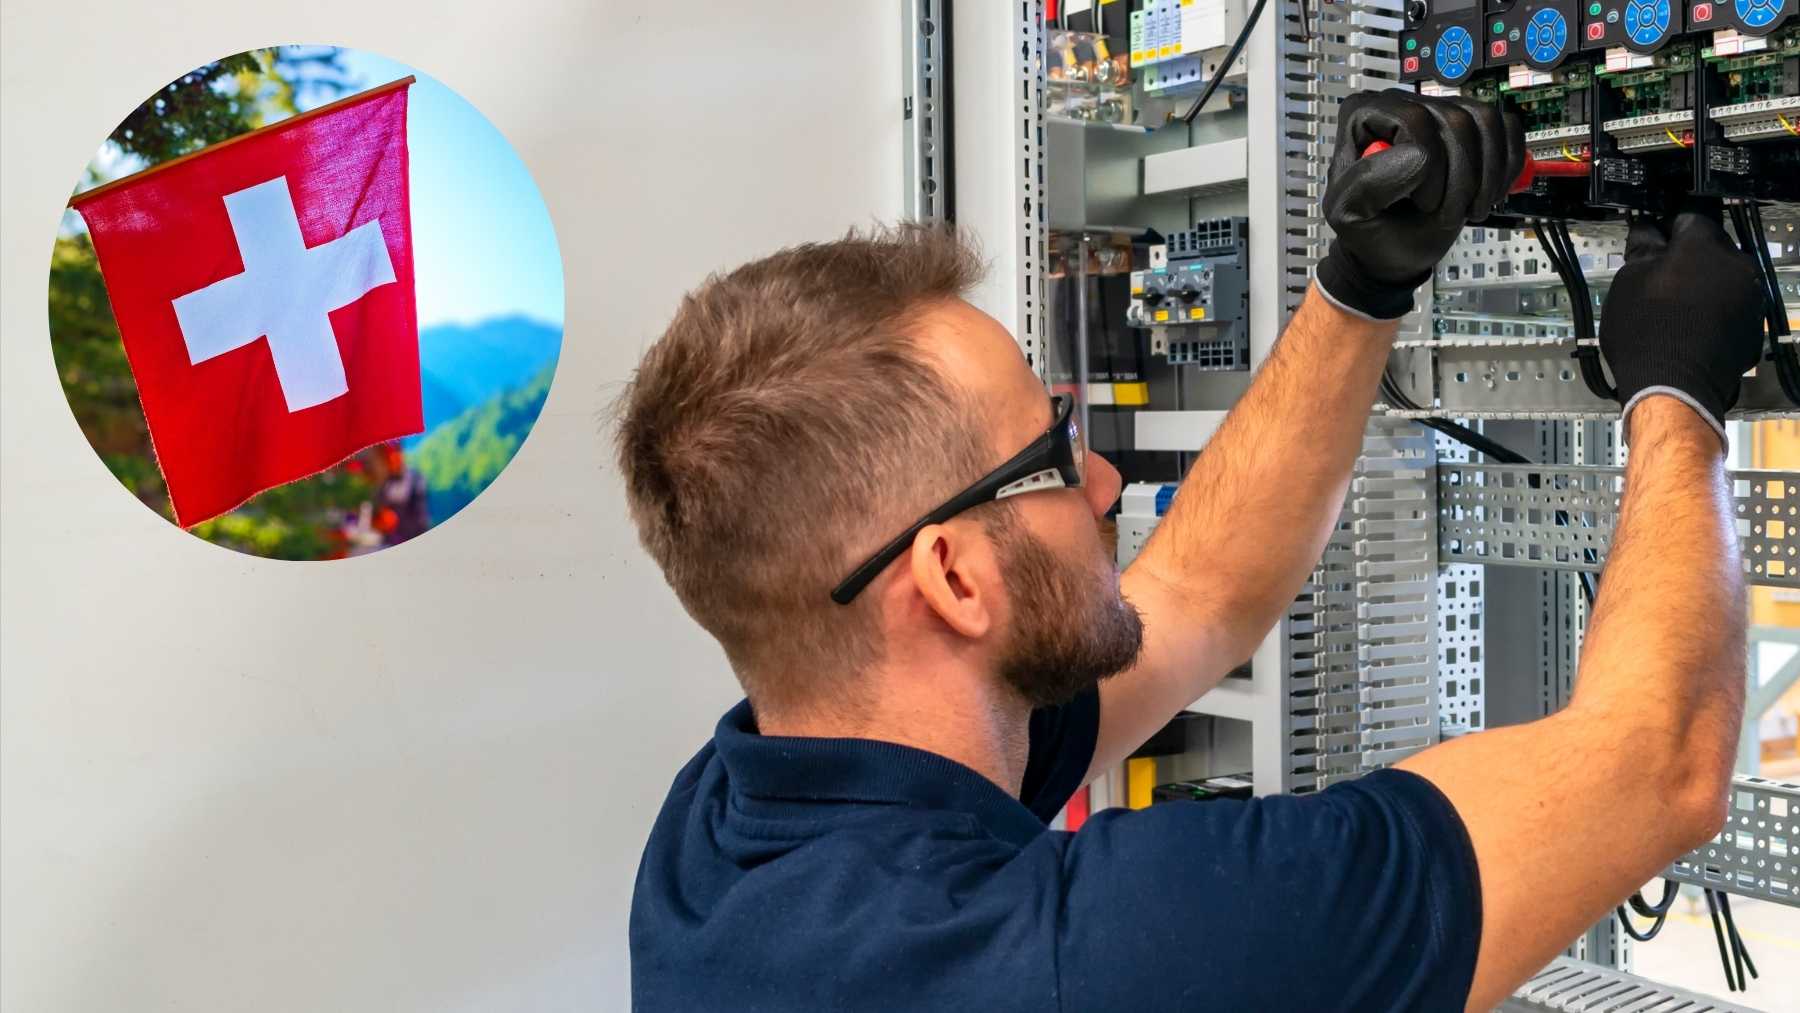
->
xmin=1436 ymin=24 xmax=1475 ymax=79
xmin=1527 ymin=8 xmax=1569 ymax=62
xmin=1736 ymin=0 xmax=1780 ymax=26
xmin=1625 ymin=0 xmax=1668 ymax=43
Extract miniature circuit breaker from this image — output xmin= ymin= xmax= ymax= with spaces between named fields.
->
xmin=1127 ymin=218 xmax=1251 ymax=369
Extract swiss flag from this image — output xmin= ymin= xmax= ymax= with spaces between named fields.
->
xmin=72 ymin=79 xmax=421 ymax=527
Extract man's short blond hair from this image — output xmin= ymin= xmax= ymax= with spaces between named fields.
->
xmin=614 ymin=224 xmax=994 ymax=712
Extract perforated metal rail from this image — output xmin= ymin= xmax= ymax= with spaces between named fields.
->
xmin=1438 ymin=464 xmax=1800 ymax=589
xmin=1501 ymin=956 xmax=1762 ymax=1012
xmin=1284 ymin=422 xmax=1441 ymax=792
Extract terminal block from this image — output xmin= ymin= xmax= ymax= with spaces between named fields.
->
xmin=1127 ymin=218 xmax=1250 ymax=370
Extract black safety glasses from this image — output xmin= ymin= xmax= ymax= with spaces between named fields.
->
xmin=831 ymin=393 xmax=1085 ymax=605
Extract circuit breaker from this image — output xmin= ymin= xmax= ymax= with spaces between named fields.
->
xmin=1126 ymin=218 xmax=1251 ymax=369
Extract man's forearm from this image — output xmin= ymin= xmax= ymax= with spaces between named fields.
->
xmin=1125 ymin=283 xmax=1398 ymax=662
xmin=1570 ymin=397 xmax=1745 ymax=806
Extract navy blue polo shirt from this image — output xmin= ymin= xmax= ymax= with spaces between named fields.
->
xmin=629 ymin=688 xmax=1482 ymax=1011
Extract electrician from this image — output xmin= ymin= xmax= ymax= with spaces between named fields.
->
xmin=615 ymin=91 xmax=1764 ymax=1011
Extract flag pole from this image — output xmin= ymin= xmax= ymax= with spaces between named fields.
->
xmin=68 ymin=76 xmax=417 ymax=208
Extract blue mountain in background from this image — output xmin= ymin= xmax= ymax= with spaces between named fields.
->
xmin=412 ymin=363 xmax=557 ymax=522
xmin=418 ymin=371 xmax=467 ymax=444
xmin=409 ymin=315 xmax=562 ymax=446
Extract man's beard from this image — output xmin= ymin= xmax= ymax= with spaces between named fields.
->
xmin=989 ymin=513 xmax=1145 ymax=709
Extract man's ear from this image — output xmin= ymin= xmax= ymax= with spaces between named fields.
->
xmin=908 ymin=522 xmax=995 ymax=640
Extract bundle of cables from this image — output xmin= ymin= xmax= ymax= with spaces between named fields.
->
xmin=1727 ymin=200 xmax=1800 ymax=406
xmin=1529 ymin=218 xmax=1614 ymax=402
xmin=1608 ymin=869 xmax=1763 ymax=997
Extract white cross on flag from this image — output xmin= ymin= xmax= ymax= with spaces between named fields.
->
xmin=72 ymin=78 xmax=421 ymax=527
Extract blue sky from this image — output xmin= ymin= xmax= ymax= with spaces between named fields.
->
xmin=330 ymin=49 xmax=563 ymax=330
xmin=69 ymin=47 xmax=564 ymax=332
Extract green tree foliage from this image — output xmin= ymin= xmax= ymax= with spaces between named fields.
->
xmin=411 ymin=363 xmax=556 ymax=520
xmin=108 ymin=52 xmax=275 ymax=166
xmin=49 ymin=47 xmax=383 ymax=560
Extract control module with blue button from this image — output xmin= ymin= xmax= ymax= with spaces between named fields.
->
xmin=1401 ymin=0 xmax=1486 ymax=83
xmin=1482 ymin=0 xmax=1585 ymax=70
xmin=1583 ymin=0 xmax=1685 ymax=52
xmin=1687 ymin=0 xmax=1795 ymax=34
xmin=1396 ymin=0 xmax=1797 ymax=212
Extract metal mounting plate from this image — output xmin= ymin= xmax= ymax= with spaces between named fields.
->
xmin=1438 ymin=464 xmax=1800 ymax=588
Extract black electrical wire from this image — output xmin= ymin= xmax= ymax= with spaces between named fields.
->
xmin=1546 ymin=221 xmax=1591 ymax=339
xmin=1533 ymin=219 xmax=1615 ymax=402
xmin=1705 ymin=888 xmax=1743 ymax=991
xmin=1541 ymin=220 xmax=1608 ymax=399
xmin=1725 ymin=892 xmax=1747 ymax=990
xmin=1719 ymin=891 xmax=1759 ymax=987
xmin=1179 ymin=0 xmax=1269 ymax=123
xmin=1748 ymin=201 xmax=1789 ymax=340
xmin=1420 ymin=418 xmax=1532 ymax=464
xmin=1729 ymin=202 xmax=1800 ymax=406
xmin=1377 ymin=367 xmax=1535 ymax=463
xmin=1628 ymin=877 xmax=1678 ymax=918
xmin=1749 ymin=203 xmax=1800 ymax=405
xmin=1728 ymin=204 xmax=1779 ymax=338
xmin=1552 ymin=220 xmax=1601 ymax=365
xmin=1615 ymin=874 xmax=1677 ymax=940
xmin=1732 ymin=203 xmax=1786 ymax=339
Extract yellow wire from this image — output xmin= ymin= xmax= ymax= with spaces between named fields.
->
xmin=1665 ymin=127 xmax=1690 ymax=148
xmin=1562 ymin=145 xmax=1583 ymax=161
xmin=1781 ymin=113 xmax=1799 ymax=136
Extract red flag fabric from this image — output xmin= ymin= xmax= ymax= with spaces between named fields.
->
xmin=73 ymin=80 xmax=420 ymax=527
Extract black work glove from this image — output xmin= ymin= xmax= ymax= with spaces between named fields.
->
xmin=1598 ymin=201 xmax=1765 ymax=446
xmin=1318 ymin=91 xmax=1525 ymax=321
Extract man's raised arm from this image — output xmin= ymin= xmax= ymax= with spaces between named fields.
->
xmin=1094 ymin=92 xmax=1525 ymax=774
xmin=1396 ymin=204 xmax=1766 ymax=1011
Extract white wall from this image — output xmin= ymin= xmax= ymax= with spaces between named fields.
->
xmin=0 ymin=4 xmax=901 ymax=1009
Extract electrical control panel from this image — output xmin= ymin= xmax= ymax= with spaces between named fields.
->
xmin=1127 ymin=218 xmax=1250 ymax=369
xmin=949 ymin=4 xmax=1800 ymax=1001
xmin=1486 ymin=0 xmax=1583 ymax=70
xmin=1402 ymin=0 xmax=1489 ymax=83
xmin=1583 ymin=0 xmax=1685 ymax=52
xmin=1384 ymin=0 xmax=1800 ymax=424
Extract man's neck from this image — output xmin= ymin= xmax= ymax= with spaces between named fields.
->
xmin=757 ymin=672 xmax=1033 ymax=798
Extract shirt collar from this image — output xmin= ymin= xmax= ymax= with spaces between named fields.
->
xmin=713 ymin=699 xmax=1051 ymax=848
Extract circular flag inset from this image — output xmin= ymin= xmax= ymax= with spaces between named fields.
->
xmin=50 ymin=46 xmax=564 ymax=559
